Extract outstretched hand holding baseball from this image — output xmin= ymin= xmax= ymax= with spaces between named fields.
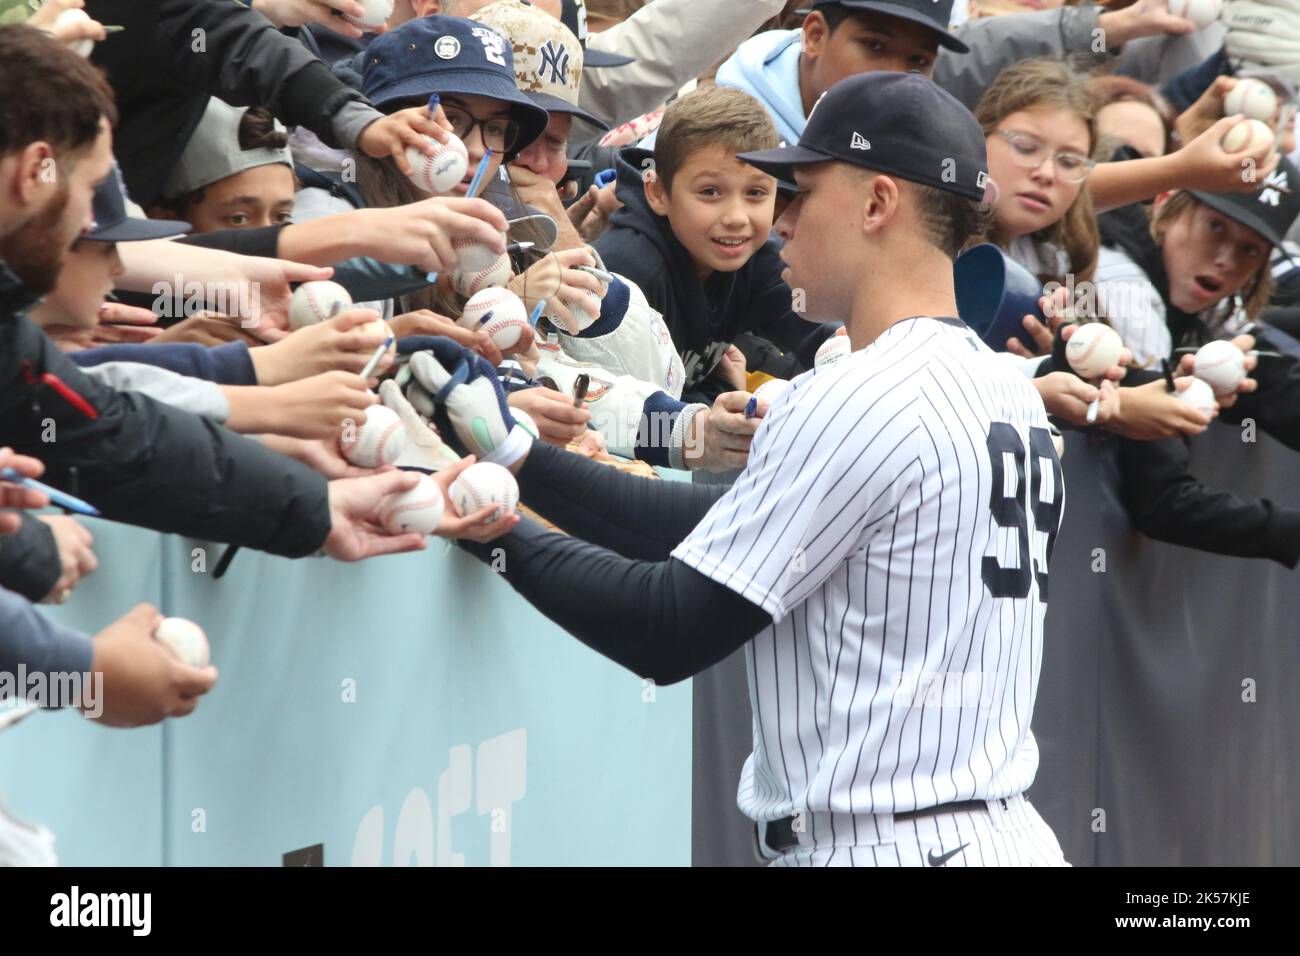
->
xmin=430 ymin=456 xmax=521 ymax=543
xmin=324 ymin=471 xmax=430 ymax=560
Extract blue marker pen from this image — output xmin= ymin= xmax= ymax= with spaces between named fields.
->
xmin=744 ymin=396 xmax=759 ymax=420
xmin=0 ymin=468 xmax=100 ymax=517
xmin=593 ymin=168 xmax=617 ymax=189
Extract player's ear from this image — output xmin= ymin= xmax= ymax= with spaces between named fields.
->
xmin=859 ymin=173 xmax=899 ymax=236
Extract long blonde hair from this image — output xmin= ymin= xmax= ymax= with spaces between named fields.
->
xmin=975 ymin=58 xmax=1100 ymax=286
xmin=1152 ymin=191 xmax=1275 ymax=321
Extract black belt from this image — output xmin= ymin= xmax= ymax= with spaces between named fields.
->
xmin=761 ymin=799 xmax=1000 ymax=856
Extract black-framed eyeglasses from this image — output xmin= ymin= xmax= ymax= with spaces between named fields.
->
xmin=441 ymin=104 xmax=520 ymax=154
xmin=994 ymin=129 xmax=1094 ymax=183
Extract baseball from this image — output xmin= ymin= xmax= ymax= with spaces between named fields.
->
xmin=815 ymin=335 xmax=852 ymax=368
xmin=379 ymin=474 xmax=445 ymax=535
xmin=753 ymin=378 xmax=793 ymax=406
xmin=1166 ymin=0 xmax=1221 ymax=29
xmin=154 ymin=618 xmax=210 ymax=669
xmin=289 ymin=280 xmax=353 ymax=330
xmin=405 ymin=133 xmax=468 ymax=195
xmin=1193 ymin=340 xmax=1246 ymax=396
xmin=451 ymin=237 xmax=511 ymax=297
xmin=1223 ymin=78 xmax=1278 ymax=123
xmin=1176 ymin=377 xmax=1218 ymax=417
xmin=510 ymin=408 xmax=540 ymax=440
xmin=1221 ymin=118 xmax=1275 ymax=154
xmin=459 ymin=288 xmax=529 ymax=351
xmin=339 ymin=402 xmax=406 ymax=468
xmin=546 ymin=299 xmax=599 ymax=333
xmin=342 ymin=0 xmax=393 ymax=31
xmin=1065 ymin=323 xmax=1124 ymax=379
xmin=449 ymin=461 xmax=519 ymax=524
xmin=55 ymin=9 xmax=94 ymax=57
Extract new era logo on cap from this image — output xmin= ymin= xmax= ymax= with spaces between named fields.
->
xmin=850 ymin=132 xmax=871 ymax=151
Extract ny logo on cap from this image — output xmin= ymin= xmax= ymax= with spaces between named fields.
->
xmin=1260 ymin=168 xmax=1292 ymax=207
xmin=976 ymin=171 xmax=988 ymax=188
xmin=539 ymin=39 xmax=570 ymax=84
xmin=850 ymin=132 xmax=871 ymax=151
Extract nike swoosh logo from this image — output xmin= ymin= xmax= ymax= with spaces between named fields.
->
xmin=927 ymin=843 xmax=970 ymax=867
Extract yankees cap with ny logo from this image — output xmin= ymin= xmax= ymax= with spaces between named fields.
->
xmin=1190 ymin=157 xmax=1300 ymax=248
xmin=472 ymin=0 xmax=609 ymax=129
xmin=737 ymin=71 xmax=990 ymax=201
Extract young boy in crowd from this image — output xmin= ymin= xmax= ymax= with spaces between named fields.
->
xmin=596 ymin=84 xmax=829 ymax=405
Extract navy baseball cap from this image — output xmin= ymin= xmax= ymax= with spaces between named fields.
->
xmin=363 ymin=15 xmax=550 ymax=156
xmin=86 ymin=162 xmax=191 ymax=243
xmin=798 ymin=0 xmax=968 ymax=54
xmin=738 ymin=72 xmax=989 ymax=201
xmin=1190 ymin=158 xmax=1300 ymax=249
xmin=561 ymin=0 xmax=634 ymax=68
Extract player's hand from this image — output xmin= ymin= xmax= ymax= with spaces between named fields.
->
xmin=0 ymin=448 xmax=50 ymax=532
xmin=507 ymin=387 xmax=590 ymax=446
xmin=389 ymin=309 xmax=504 ymax=366
xmin=1172 ymin=115 xmax=1281 ymax=195
xmin=508 ymin=246 xmax=605 ymax=335
xmin=37 ymin=515 xmax=97 ymax=605
xmin=88 ymin=604 xmax=218 ymax=727
xmin=404 ymin=339 xmax=534 ymax=469
xmin=1107 ymin=377 xmax=1217 ymax=440
xmin=250 ymin=309 xmax=390 ymax=385
xmin=356 ymin=107 xmax=455 ymax=179
xmin=431 ymin=456 xmax=521 ymax=542
xmin=685 ymin=392 xmax=760 ymax=472
xmin=377 ymin=379 xmax=464 ymax=472
xmin=1174 ymin=334 xmax=1259 ymax=409
xmin=250 ymin=0 xmax=371 ymax=38
xmin=266 ymin=370 xmax=378 ymax=440
xmin=323 ymin=471 xmax=430 ymax=560
xmin=350 ymin=198 xmax=508 ymax=274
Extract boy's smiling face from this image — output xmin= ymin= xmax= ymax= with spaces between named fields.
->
xmin=645 ymin=144 xmax=776 ymax=281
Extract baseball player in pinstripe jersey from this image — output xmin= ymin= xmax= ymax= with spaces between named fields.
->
xmin=414 ymin=71 xmax=1068 ymax=866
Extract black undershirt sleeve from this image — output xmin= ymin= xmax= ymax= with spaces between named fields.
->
xmin=459 ymin=518 xmax=772 ymax=684
xmin=515 ymin=442 xmax=730 ymax=561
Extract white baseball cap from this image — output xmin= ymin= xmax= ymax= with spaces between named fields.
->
xmin=471 ymin=0 xmax=609 ymax=130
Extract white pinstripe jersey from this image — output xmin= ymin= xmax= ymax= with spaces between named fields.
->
xmin=672 ymin=317 xmax=1064 ymax=826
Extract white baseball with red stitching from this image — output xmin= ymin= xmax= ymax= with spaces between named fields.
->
xmin=449 ymin=462 xmax=519 ymax=523
xmin=459 ymin=288 xmax=529 ymax=350
xmin=339 ymin=403 xmax=406 ymax=468
xmin=379 ymin=474 xmax=445 ymax=535
xmin=289 ymin=280 xmax=353 ymax=330
xmin=452 ymin=238 xmax=511 ymax=297
xmin=404 ymin=133 xmax=468 ymax=195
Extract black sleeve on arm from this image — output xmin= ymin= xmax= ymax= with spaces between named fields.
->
xmin=176 ymin=225 xmax=285 ymax=259
xmin=516 ymin=442 xmax=729 ymax=561
xmin=460 ymin=518 xmax=771 ymax=684
xmin=1116 ymin=435 xmax=1300 ymax=567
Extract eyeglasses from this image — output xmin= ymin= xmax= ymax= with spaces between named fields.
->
xmin=994 ymin=129 xmax=1094 ymax=183
xmin=442 ymin=104 xmax=520 ymax=154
